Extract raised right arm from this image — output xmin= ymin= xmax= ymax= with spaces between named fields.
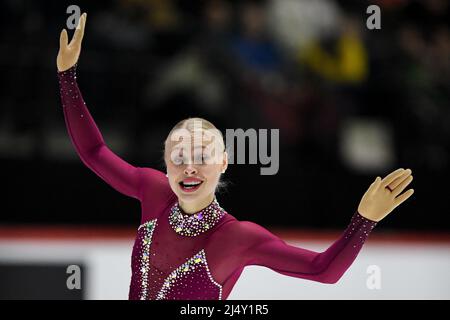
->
xmin=57 ymin=64 xmax=143 ymax=200
xmin=56 ymin=12 xmax=143 ymax=200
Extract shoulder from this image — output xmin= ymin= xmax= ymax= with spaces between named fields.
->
xmin=215 ymin=216 xmax=280 ymax=245
xmin=209 ymin=216 xmax=283 ymax=267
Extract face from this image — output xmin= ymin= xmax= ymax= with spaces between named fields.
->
xmin=164 ymin=129 xmax=228 ymax=204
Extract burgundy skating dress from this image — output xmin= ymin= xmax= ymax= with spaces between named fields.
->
xmin=57 ymin=64 xmax=377 ymax=300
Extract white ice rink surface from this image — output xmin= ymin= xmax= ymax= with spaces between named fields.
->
xmin=1 ymin=238 xmax=449 ymax=299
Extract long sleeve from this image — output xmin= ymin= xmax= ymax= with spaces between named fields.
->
xmin=240 ymin=211 xmax=377 ymax=284
xmin=57 ymin=64 xmax=143 ymax=200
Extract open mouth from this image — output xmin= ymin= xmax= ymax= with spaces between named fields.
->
xmin=178 ymin=179 xmax=204 ymax=193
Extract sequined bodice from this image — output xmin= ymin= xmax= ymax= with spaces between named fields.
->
xmin=129 ymin=218 xmax=223 ymax=300
xmin=129 ymin=197 xmax=227 ymax=300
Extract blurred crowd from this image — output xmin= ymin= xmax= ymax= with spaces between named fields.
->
xmin=1 ymin=0 xmax=448 ymax=170
xmin=0 ymin=0 xmax=448 ymax=227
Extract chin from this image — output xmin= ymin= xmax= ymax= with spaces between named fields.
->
xmin=178 ymin=193 xmax=204 ymax=203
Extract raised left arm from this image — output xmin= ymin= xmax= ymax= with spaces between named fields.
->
xmin=239 ymin=168 xmax=414 ymax=284
xmin=240 ymin=211 xmax=377 ymax=284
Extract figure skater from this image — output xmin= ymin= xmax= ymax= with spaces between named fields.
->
xmin=56 ymin=13 xmax=414 ymax=300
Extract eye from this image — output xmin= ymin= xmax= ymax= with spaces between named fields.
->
xmin=170 ymin=149 xmax=185 ymax=165
xmin=202 ymin=154 xmax=210 ymax=161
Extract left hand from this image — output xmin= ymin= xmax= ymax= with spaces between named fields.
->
xmin=358 ymin=168 xmax=414 ymax=222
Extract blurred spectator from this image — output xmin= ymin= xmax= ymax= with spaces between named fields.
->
xmin=269 ymin=0 xmax=341 ymax=53
xmin=298 ymin=14 xmax=369 ymax=84
xmin=231 ymin=0 xmax=284 ymax=76
xmin=91 ymin=0 xmax=152 ymax=50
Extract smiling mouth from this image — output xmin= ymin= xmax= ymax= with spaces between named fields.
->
xmin=179 ymin=180 xmax=203 ymax=192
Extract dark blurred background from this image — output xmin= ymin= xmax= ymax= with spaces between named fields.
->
xmin=0 ymin=0 xmax=449 ymax=232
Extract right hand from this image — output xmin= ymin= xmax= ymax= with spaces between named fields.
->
xmin=57 ymin=12 xmax=87 ymax=72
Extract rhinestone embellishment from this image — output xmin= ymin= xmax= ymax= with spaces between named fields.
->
xmin=344 ymin=212 xmax=377 ymax=248
xmin=156 ymin=249 xmax=222 ymax=300
xmin=137 ymin=219 xmax=157 ymax=300
xmin=169 ymin=197 xmax=226 ymax=237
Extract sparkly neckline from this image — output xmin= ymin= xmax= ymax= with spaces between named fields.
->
xmin=168 ymin=197 xmax=226 ymax=237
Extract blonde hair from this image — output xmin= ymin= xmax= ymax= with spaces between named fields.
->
xmin=164 ymin=117 xmax=226 ymax=154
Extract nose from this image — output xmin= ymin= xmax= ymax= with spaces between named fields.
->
xmin=184 ymin=165 xmax=198 ymax=175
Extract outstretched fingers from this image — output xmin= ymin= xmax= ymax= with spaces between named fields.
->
xmin=393 ymin=189 xmax=414 ymax=208
xmin=368 ymin=176 xmax=381 ymax=194
xmin=392 ymin=175 xmax=413 ymax=197
xmin=388 ymin=169 xmax=412 ymax=190
xmin=380 ymin=168 xmax=405 ymax=189
xmin=70 ymin=13 xmax=87 ymax=47
xmin=59 ymin=29 xmax=68 ymax=50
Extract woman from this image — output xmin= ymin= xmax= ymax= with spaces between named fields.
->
xmin=56 ymin=13 xmax=414 ymax=300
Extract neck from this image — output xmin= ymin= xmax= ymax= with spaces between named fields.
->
xmin=179 ymin=193 xmax=215 ymax=214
